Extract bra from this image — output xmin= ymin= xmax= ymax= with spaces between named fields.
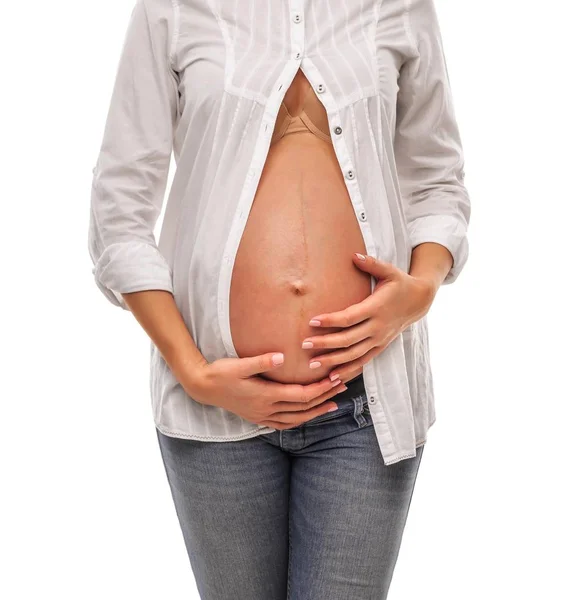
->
xmin=270 ymin=85 xmax=332 ymax=145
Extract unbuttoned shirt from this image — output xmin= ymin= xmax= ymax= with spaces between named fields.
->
xmin=89 ymin=0 xmax=471 ymax=465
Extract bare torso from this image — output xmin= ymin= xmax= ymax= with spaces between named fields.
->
xmin=229 ymin=69 xmax=372 ymax=383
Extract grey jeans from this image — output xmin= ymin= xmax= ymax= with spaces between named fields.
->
xmin=156 ymin=373 xmax=425 ymax=599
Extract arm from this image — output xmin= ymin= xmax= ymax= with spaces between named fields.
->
xmin=121 ymin=290 xmax=208 ymax=384
xmin=89 ymin=0 xmax=210 ymax=395
xmin=409 ymin=241 xmax=453 ymax=293
xmin=394 ymin=0 xmax=471 ymax=286
xmin=88 ymin=1 xmax=206 ymax=388
xmin=88 ymin=0 xmax=178 ymax=310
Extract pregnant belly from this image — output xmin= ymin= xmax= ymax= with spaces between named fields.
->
xmin=229 ymin=133 xmax=372 ymax=384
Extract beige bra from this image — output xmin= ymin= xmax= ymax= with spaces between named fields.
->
xmin=270 ymin=85 xmax=332 ymax=145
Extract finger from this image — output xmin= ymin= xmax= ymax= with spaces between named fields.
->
xmin=237 ymin=352 xmax=285 ymax=378
xmin=328 ymin=346 xmax=384 ymax=381
xmin=332 ymin=365 xmax=364 ymax=385
xmin=261 ymin=387 xmax=348 ymax=429
xmin=308 ymin=295 xmax=376 ymax=329
xmin=309 ymin=338 xmax=375 ymax=370
xmin=276 ymin=375 xmax=344 ymax=404
xmin=352 ymin=253 xmax=401 ymax=280
xmin=244 ymin=373 xmax=342 ymax=405
xmin=302 ymin=320 xmax=373 ymax=351
xmin=271 ymin=380 xmax=346 ymax=413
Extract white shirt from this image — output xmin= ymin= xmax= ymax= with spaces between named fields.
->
xmin=89 ymin=0 xmax=470 ymax=466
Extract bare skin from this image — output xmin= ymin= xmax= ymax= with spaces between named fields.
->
xmin=229 ymin=71 xmax=453 ymax=388
xmin=120 ymin=242 xmax=451 ymax=430
xmin=299 ymin=243 xmax=453 ymax=384
xmin=121 ymin=289 xmax=347 ymax=429
xmin=230 ymin=69 xmax=372 ymax=385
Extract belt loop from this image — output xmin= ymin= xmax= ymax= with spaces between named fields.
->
xmin=352 ymin=393 xmax=367 ymax=427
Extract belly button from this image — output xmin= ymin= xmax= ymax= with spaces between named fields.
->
xmin=290 ymin=279 xmax=308 ymax=296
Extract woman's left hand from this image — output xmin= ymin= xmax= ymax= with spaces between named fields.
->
xmin=303 ymin=252 xmax=438 ymax=383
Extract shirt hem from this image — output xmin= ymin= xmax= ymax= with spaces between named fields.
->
xmin=153 ymin=415 xmax=435 ymax=467
xmin=383 ymin=438 xmax=428 ymax=465
xmin=154 ymin=421 xmax=276 ymax=442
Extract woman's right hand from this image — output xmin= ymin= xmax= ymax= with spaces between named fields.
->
xmin=185 ymin=352 xmax=347 ymax=430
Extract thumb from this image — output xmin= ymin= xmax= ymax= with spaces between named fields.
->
xmin=352 ymin=253 xmax=400 ymax=280
xmin=237 ymin=352 xmax=285 ymax=378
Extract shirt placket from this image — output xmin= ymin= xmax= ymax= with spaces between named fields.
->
xmin=293 ymin=23 xmax=382 ymax=415
xmin=217 ymin=3 xmax=307 ymax=361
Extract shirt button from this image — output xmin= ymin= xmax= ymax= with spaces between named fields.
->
xmin=345 ymin=169 xmax=355 ymax=180
xmin=293 ymin=13 xmax=302 ymax=23
xmin=294 ymin=51 xmax=302 ymax=60
xmin=334 ymin=126 xmax=342 ymax=135
xmin=316 ymin=83 xmax=325 ymax=93
xmin=359 ymin=211 xmax=367 ymax=222
xmin=369 ymin=395 xmax=376 ymax=404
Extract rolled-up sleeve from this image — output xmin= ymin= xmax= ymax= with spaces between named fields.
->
xmin=394 ymin=0 xmax=471 ymax=285
xmin=88 ymin=0 xmax=179 ymax=309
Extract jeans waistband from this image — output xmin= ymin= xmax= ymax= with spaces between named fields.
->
xmin=333 ymin=372 xmax=366 ymax=404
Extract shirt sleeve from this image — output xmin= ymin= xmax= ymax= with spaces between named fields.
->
xmin=88 ymin=0 xmax=179 ymax=310
xmin=394 ymin=0 xmax=471 ymax=285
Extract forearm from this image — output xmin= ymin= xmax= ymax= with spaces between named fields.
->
xmin=121 ymin=290 xmax=208 ymax=383
xmin=408 ymin=242 xmax=454 ymax=290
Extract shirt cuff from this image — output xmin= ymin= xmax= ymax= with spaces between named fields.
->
xmin=92 ymin=241 xmax=174 ymax=310
xmin=408 ymin=216 xmax=469 ymax=285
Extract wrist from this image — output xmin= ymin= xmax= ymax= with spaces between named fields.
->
xmin=411 ymin=273 xmax=440 ymax=301
xmin=408 ymin=242 xmax=452 ymax=292
xmin=184 ymin=363 xmax=212 ymax=405
xmin=165 ymin=347 xmax=210 ymax=397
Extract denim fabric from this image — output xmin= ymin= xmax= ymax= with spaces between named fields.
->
xmin=156 ymin=373 xmax=425 ymax=599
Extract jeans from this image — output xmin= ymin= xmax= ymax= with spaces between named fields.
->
xmin=156 ymin=373 xmax=425 ymax=599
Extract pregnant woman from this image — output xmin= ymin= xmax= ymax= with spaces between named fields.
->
xmin=88 ymin=1 xmax=471 ymax=598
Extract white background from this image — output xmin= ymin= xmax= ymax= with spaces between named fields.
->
xmin=2 ymin=0 xmax=579 ymax=598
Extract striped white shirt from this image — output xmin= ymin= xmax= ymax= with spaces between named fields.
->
xmin=89 ymin=0 xmax=470 ymax=465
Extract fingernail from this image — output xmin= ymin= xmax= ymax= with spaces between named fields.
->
xmin=338 ymin=384 xmax=347 ymax=392
xmin=355 ymin=253 xmax=366 ymax=260
xmin=331 ymin=378 xmax=342 ymax=387
xmin=309 ymin=361 xmax=322 ymax=369
xmin=327 ymin=404 xmax=339 ymax=412
xmin=329 ymin=373 xmax=340 ymax=381
xmin=272 ymin=353 xmax=284 ymax=365
xmin=309 ymin=319 xmax=321 ymax=326
xmin=302 ymin=341 xmax=314 ymax=349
